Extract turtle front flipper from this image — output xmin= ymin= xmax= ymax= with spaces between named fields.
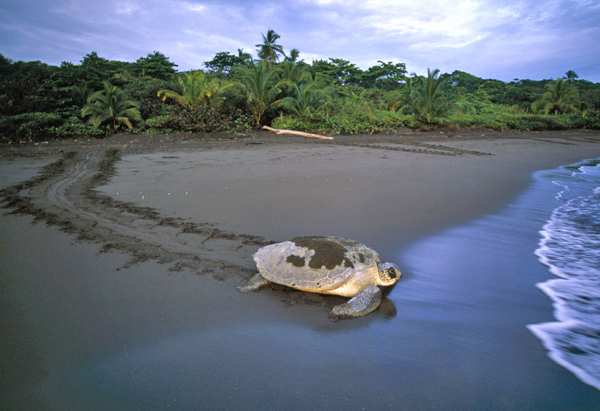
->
xmin=237 ymin=273 xmax=270 ymax=293
xmin=331 ymin=286 xmax=382 ymax=317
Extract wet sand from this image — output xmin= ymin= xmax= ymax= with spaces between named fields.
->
xmin=2 ymin=130 xmax=600 ymax=409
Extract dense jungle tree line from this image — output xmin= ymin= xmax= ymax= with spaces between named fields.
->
xmin=1 ymin=29 xmax=599 ymax=142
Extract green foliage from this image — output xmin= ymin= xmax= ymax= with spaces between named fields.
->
xmin=0 ymin=112 xmax=63 ymax=142
xmin=51 ymin=61 xmax=84 ymax=89
xmin=441 ymin=109 xmax=596 ymax=131
xmin=2 ymin=37 xmax=600 ymax=140
xmin=0 ymin=94 xmax=10 ymax=114
xmin=82 ymin=81 xmax=141 ymax=130
xmin=310 ymin=58 xmax=363 ymax=86
xmin=0 ymin=112 xmax=103 ymax=141
xmin=133 ymin=51 xmax=177 ymax=80
xmin=125 ymin=77 xmax=172 ymax=119
xmin=276 ymin=64 xmax=332 ymax=120
xmin=72 ymin=83 xmax=95 ymax=106
xmin=310 ymin=59 xmax=407 ymax=90
xmin=571 ymin=111 xmax=600 ymax=130
xmin=256 ymin=29 xmax=285 ymax=66
xmin=449 ymin=91 xmax=501 ymax=116
xmin=232 ymin=61 xmax=286 ymax=127
xmin=275 ymin=87 xmax=419 ymax=134
xmin=580 ymin=90 xmax=600 ymax=112
xmin=157 ymin=71 xmax=225 ymax=108
xmin=204 ymin=50 xmax=252 ymax=77
xmin=80 ymin=52 xmax=131 ymax=87
xmin=406 ymin=68 xmax=450 ymax=123
xmin=284 ymin=49 xmax=301 ymax=63
xmin=386 ymin=80 xmax=413 ymax=113
xmin=0 ymin=60 xmax=55 ymax=115
xmin=47 ymin=116 xmax=102 ymax=138
xmin=271 ymin=116 xmax=320 ymax=133
xmin=274 ymin=108 xmax=418 ymax=135
xmin=564 ymin=70 xmax=579 ymax=85
xmin=278 ymin=61 xmax=312 ymax=85
xmin=448 ymin=70 xmax=485 ymax=93
xmin=280 ymin=80 xmax=330 ymax=120
xmin=361 ymin=61 xmax=407 ymax=90
xmin=533 ymin=78 xmax=580 ymax=115
xmin=0 ymin=54 xmax=12 ymax=77
xmin=143 ymin=103 xmax=253 ymax=134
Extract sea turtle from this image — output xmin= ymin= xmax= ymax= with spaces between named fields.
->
xmin=237 ymin=236 xmax=401 ymax=317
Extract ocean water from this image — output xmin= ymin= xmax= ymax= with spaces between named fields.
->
xmin=528 ymin=157 xmax=600 ymax=391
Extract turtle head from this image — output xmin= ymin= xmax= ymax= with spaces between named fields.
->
xmin=377 ymin=262 xmax=402 ymax=286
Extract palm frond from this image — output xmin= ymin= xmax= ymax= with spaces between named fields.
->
xmin=81 ymin=81 xmax=141 ymax=130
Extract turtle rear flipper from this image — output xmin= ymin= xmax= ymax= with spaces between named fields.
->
xmin=237 ymin=273 xmax=269 ymax=293
xmin=330 ymin=286 xmax=381 ymax=317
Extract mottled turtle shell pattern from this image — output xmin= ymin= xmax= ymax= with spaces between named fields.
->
xmin=253 ymin=236 xmax=379 ymax=293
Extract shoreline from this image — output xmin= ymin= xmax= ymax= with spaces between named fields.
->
xmin=397 ymin=160 xmax=600 ymax=408
xmin=2 ymin=130 xmax=600 ymax=409
xmin=2 ymin=130 xmax=600 ymax=325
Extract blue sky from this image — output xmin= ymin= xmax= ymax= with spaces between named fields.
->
xmin=1 ymin=0 xmax=599 ymax=82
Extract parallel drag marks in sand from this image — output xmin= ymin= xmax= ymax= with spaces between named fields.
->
xmin=346 ymin=142 xmax=493 ymax=156
xmin=0 ymin=149 xmax=270 ymax=277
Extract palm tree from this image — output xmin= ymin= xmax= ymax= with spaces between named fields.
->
xmin=232 ymin=61 xmax=286 ymax=126
xmin=407 ymin=68 xmax=449 ymax=122
xmin=534 ymin=77 xmax=579 ymax=115
xmin=157 ymin=71 xmax=224 ymax=107
xmin=284 ymin=48 xmax=300 ymax=63
xmin=281 ymin=74 xmax=331 ymax=120
xmin=256 ymin=29 xmax=285 ymax=66
xmin=564 ymin=70 xmax=579 ymax=85
xmin=72 ymin=83 xmax=95 ymax=107
xmin=82 ymin=81 xmax=141 ymax=130
xmin=237 ymin=48 xmax=252 ymax=62
xmin=386 ymin=79 xmax=412 ymax=112
xmin=279 ymin=61 xmax=310 ymax=85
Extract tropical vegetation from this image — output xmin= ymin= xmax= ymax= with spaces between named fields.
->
xmin=231 ymin=60 xmax=286 ymax=126
xmin=1 ymin=31 xmax=599 ymax=143
xmin=403 ymin=68 xmax=449 ymax=122
xmin=157 ymin=70 xmax=224 ymax=108
xmin=532 ymin=77 xmax=580 ymax=115
xmin=256 ymin=29 xmax=285 ymax=67
xmin=82 ymin=81 xmax=141 ymax=130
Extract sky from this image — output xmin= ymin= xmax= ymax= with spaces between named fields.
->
xmin=1 ymin=0 xmax=599 ymax=82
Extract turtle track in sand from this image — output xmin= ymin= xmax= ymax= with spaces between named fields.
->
xmin=0 ymin=149 xmax=271 ymax=278
xmin=329 ymin=140 xmax=493 ymax=156
xmin=0 ymin=149 xmax=358 ymax=317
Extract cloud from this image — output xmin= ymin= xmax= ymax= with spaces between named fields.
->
xmin=0 ymin=0 xmax=598 ymax=81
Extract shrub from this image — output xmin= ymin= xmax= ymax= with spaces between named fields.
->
xmin=0 ymin=112 xmax=106 ymax=142
xmin=124 ymin=77 xmax=173 ymax=119
xmin=143 ymin=103 xmax=253 ymax=134
xmin=271 ymin=116 xmax=323 ymax=133
xmin=273 ymin=109 xmax=419 ymax=134
xmin=0 ymin=112 xmax=63 ymax=142
xmin=442 ymin=112 xmax=587 ymax=131
xmin=47 ymin=116 xmax=101 ymax=138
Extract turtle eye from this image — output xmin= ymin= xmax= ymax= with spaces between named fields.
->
xmin=388 ymin=269 xmax=397 ymax=279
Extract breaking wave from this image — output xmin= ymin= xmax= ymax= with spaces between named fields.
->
xmin=528 ymin=158 xmax=600 ymax=390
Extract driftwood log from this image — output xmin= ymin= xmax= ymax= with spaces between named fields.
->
xmin=262 ymin=126 xmax=333 ymax=140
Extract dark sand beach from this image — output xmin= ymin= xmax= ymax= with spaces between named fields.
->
xmin=2 ymin=130 xmax=600 ymax=410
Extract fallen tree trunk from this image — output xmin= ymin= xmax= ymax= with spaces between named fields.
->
xmin=262 ymin=125 xmax=333 ymax=140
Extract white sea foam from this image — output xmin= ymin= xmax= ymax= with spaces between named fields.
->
xmin=529 ymin=158 xmax=600 ymax=390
